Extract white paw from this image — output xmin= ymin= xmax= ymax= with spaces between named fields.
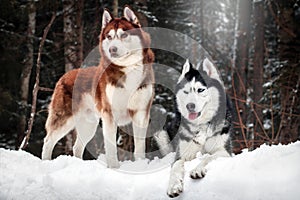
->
xmin=107 ymin=158 xmax=120 ymax=168
xmin=167 ymin=178 xmax=183 ymax=198
xmin=134 ymin=153 xmax=145 ymax=160
xmin=190 ymin=166 xmax=207 ymax=179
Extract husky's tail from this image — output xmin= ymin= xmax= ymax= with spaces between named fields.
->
xmin=152 ymin=130 xmax=174 ymax=157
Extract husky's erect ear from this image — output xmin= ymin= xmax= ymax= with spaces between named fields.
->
xmin=202 ymin=58 xmax=221 ymax=81
xmin=178 ymin=59 xmax=191 ymax=83
xmin=102 ymin=9 xmax=113 ymax=30
xmin=123 ymin=6 xmax=140 ymax=26
xmin=182 ymin=59 xmax=191 ymax=75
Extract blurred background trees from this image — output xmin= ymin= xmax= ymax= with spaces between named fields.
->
xmin=0 ymin=0 xmax=299 ymax=159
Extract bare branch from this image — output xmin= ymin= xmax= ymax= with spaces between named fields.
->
xmin=250 ymin=103 xmax=272 ymax=142
xmin=231 ymin=62 xmax=249 ymax=149
xmin=267 ymin=0 xmax=296 ymax=38
xmin=19 ymin=13 xmax=56 ymax=150
xmin=39 ymin=87 xmax=54 ymax=92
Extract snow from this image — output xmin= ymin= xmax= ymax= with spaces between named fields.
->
xmin=263 ymin=81 xmax=272 ymax=88
xmin=1 ymin=142 xmax=300 ymax=200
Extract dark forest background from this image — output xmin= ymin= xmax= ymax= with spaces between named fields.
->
xmin=0 ymin=0 xmax=299 ymax=160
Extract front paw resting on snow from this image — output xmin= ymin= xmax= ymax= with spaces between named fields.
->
xmin=190 ymin=165 xmax=207 ymax=179
xmin=106 ymin=158 xmax=120 ymax=168
xmin=167 ymin=178 xmax=183 ymax=198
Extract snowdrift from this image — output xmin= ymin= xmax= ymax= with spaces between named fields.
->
xmin=1 ymin=142 xmax=300 ymax=200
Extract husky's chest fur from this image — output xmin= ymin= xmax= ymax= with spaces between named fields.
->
xmin=105 ymin=63 xmax=152 ymax=126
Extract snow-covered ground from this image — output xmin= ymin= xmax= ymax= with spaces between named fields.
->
xmin=1 ymin=142 xmax=300 ymax=200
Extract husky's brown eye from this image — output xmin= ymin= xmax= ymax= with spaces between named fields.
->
xmin=106 ymin=35 xmax=112 ymax=40
xmin=121 ymin=33 xmax=128 ymax=39
xmin=183 ymin=91 xmax=189 ymax=94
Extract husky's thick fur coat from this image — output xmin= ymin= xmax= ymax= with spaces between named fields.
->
xmin=42 ymin=7 xmax=154 ymax=168
xmin=154 ymin=59 xmax=232 ymax=197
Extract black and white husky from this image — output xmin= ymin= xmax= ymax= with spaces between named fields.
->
xmin=154 ymin=58 xmax=233 ymax=198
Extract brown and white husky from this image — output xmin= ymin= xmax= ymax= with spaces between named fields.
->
xmin=41 ymin=7 xmax=155 ymax=168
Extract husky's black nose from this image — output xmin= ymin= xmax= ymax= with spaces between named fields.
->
xmin=109 ymin=46 xmax=118 ymax=54
xmin=186 ymin=103 xmax=195 ymax=112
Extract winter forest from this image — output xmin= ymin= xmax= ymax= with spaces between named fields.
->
xmin=0 ymin=0 xmax=299 ymax=159
xmin=0 ymin=0 xmax=300 ymax=199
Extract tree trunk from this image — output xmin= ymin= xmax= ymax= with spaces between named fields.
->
xmin=112 ymin=0 xmax=118 ymax=17
xmin=18 ymin=0 xmax=36 ymax=148
xmin=232 ymin=0 xmax=251 ymax=144
xmin=252 ymin=0 xmax=264 ymax=147
xmin=277 ymin=0 xmax=300 ymax=144
xmin=191 ymin=0 xmax=203 ymax=61
xmin=63 ymin=0 xmax=84 ymax=155
xmin=198 ymin=0 xmax=204 ymax=45
xmin=63 ymin=0 xmax=84 ymax=70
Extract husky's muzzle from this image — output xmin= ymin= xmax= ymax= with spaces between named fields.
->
xmin=109 ymin=46 xmax=119 ymax=57
xmin=186 ymin=103 xmax=201 ymax=120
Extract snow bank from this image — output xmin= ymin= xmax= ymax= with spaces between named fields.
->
xmin=1 ymin=142 xmax=300 ymax=200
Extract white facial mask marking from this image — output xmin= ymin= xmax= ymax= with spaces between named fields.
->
xmin=102 ymin=28 xmax=143 ymax=66
xmin=176 ymin=79 xmax=209 ymax=121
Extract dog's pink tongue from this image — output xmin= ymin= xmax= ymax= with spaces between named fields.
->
xmin=188 ymin=113 xmax=198 ymax=120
